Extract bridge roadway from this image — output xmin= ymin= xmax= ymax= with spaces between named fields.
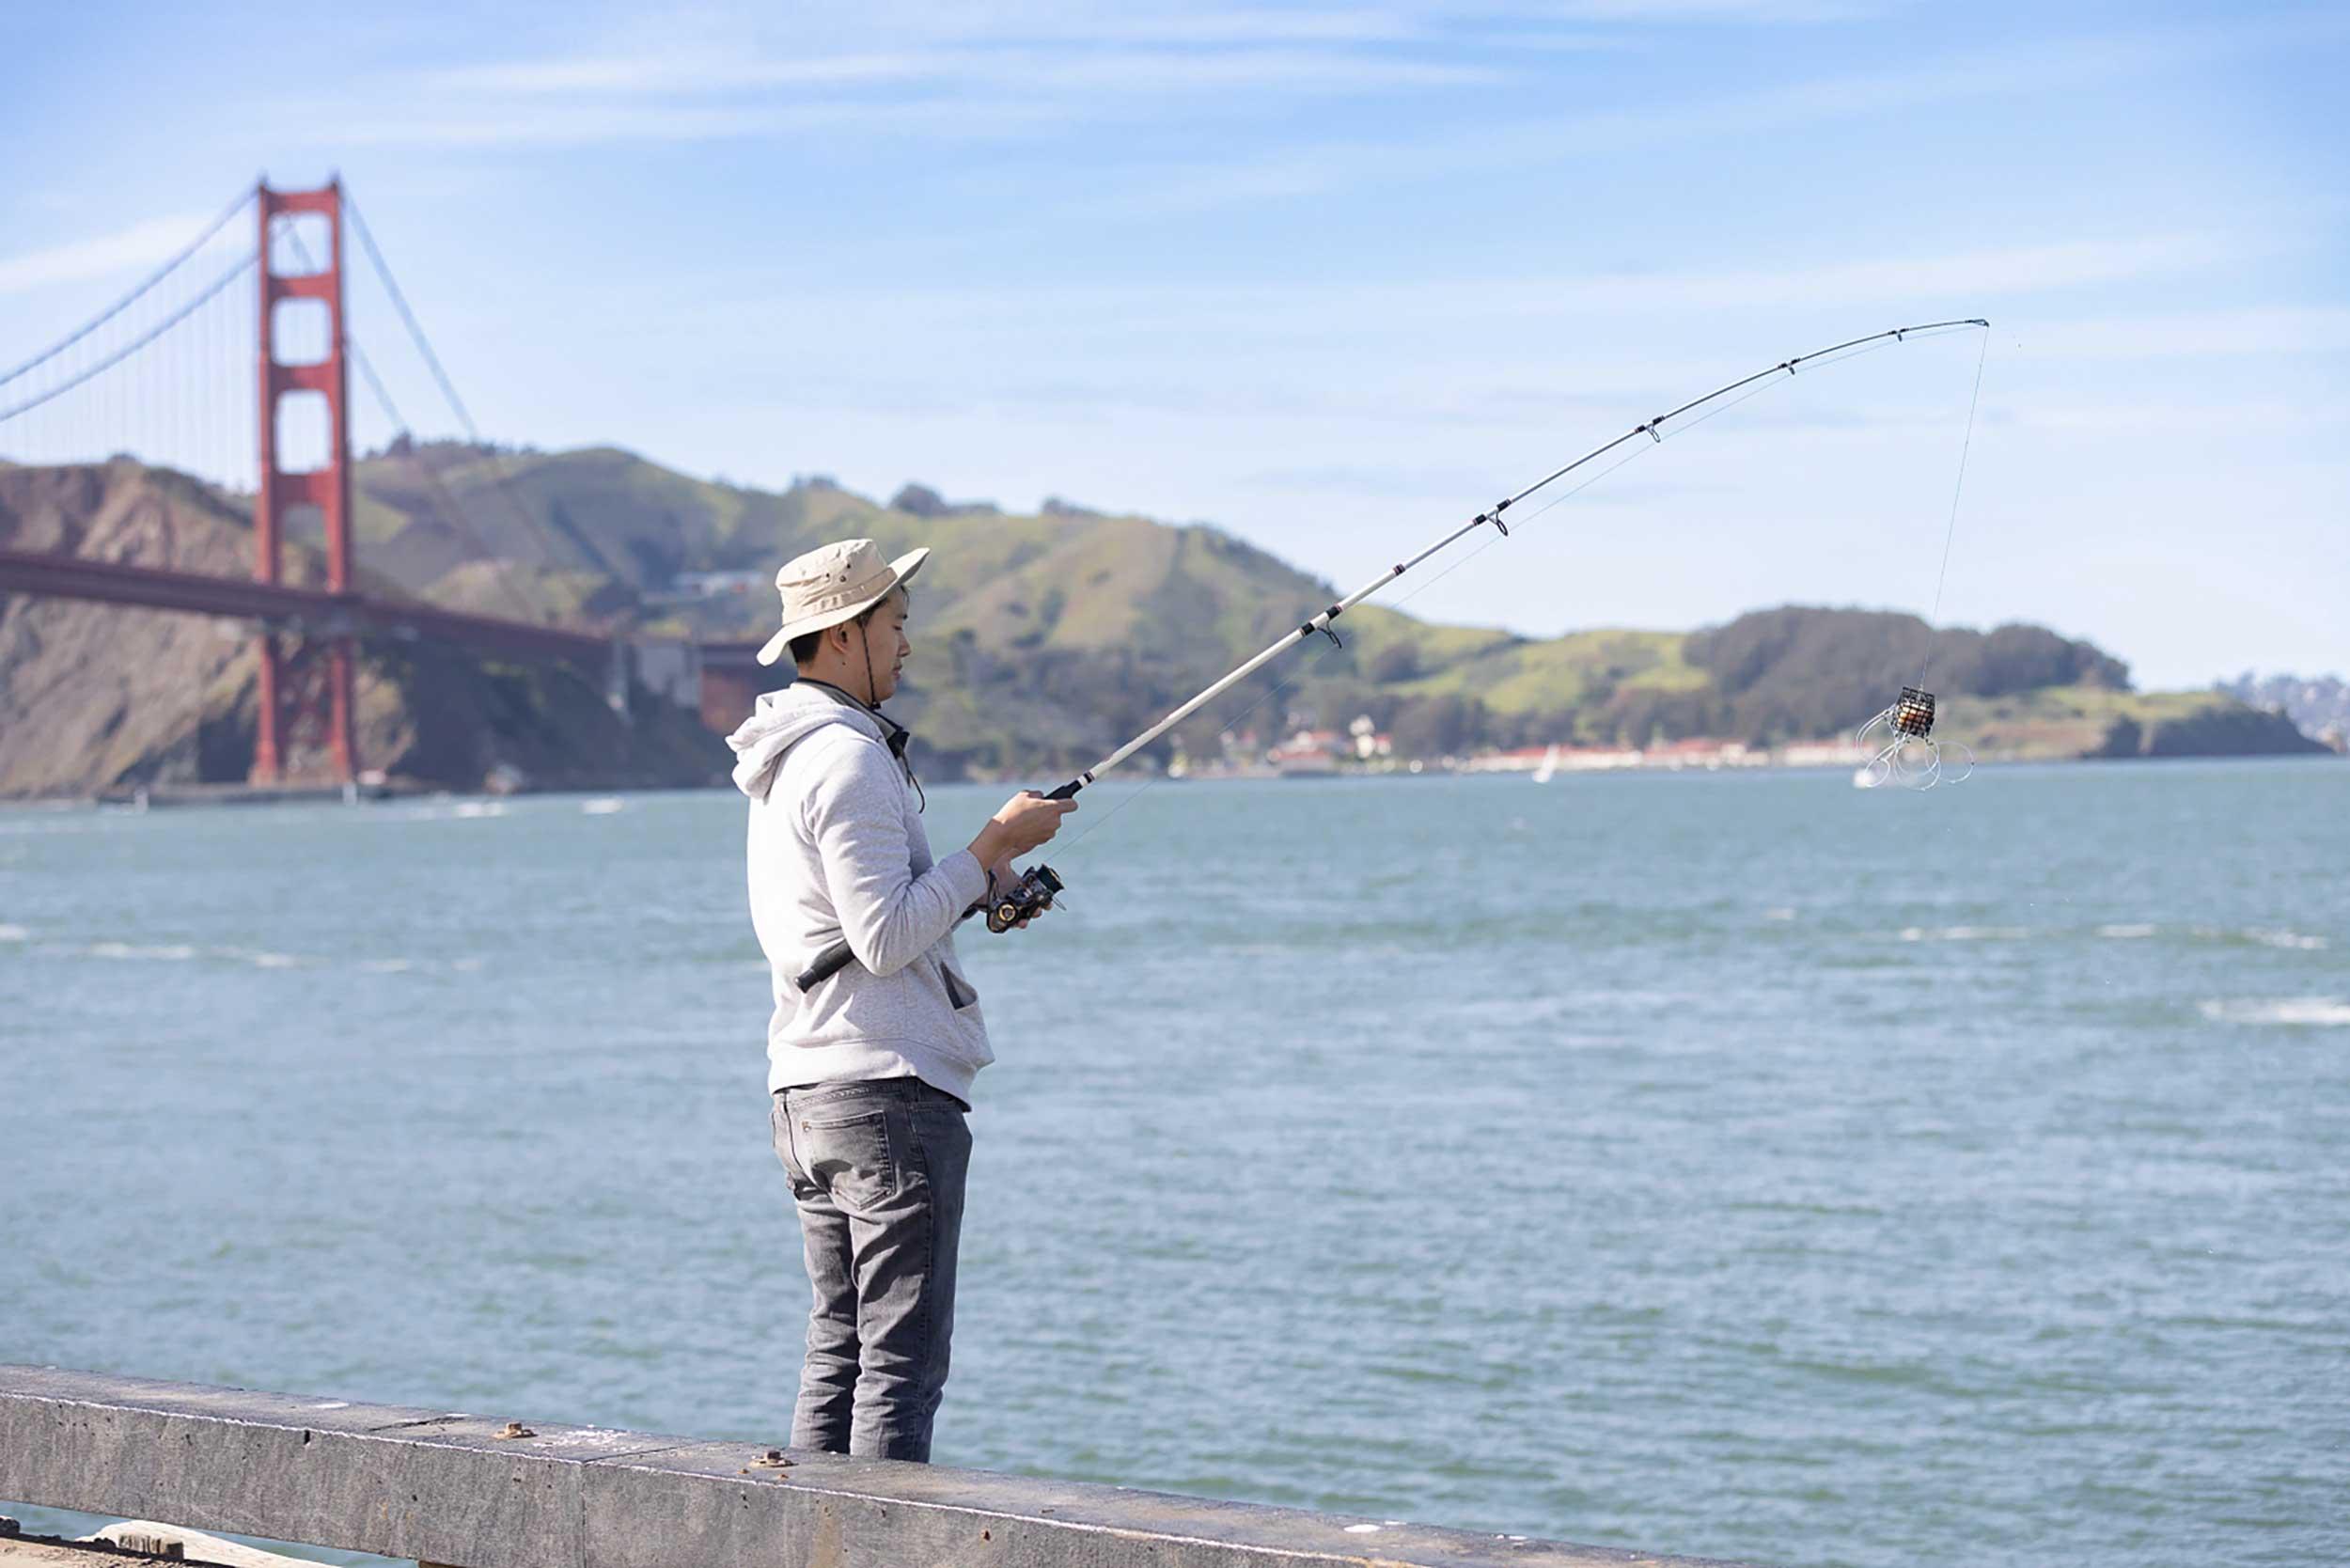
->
xmin=0 ymin=1365 xmax=1764 ymax=1568
xmin=0 ymin=546 xmax=769 ymax=696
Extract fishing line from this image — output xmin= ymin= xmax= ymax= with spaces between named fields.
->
xmin=1918 ymin=325 xmax=1990 ymax=687
xmin=1855 ymin=326 xmax=1993 ymax=790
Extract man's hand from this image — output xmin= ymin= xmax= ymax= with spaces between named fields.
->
xmin=970 ymin=790 xmax=1074 ymax=868
xmin=987 ymin=855 xmax=1042 ymax=928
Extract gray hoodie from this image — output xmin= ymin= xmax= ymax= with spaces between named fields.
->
xmin=728 ymin=682 xmax=994 ymax=1104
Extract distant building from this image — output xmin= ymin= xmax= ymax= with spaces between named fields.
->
xmin=1466 ymin=745 xmax=1553 ymax=774
xmin=1267 ymin=728 xmax=1345 ymax=775
xmin=1465 ymin=744 xmax=1643 ymax=774
xmin=1776 ymin=739 xmax=1873 ymax=768
xmin=1647 ymin=738 xmax=1761 ymax=770
xmin=628 ymin=639 xmax=703 ymax=711
xmin=670 ymin=571 xmax=767 ymax=598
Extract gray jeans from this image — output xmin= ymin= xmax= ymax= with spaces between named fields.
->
xmin=771 ymin=1077 xmax=971 ymax=1461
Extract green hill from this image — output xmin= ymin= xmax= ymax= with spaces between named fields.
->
xmin=340 ymin=440 xmax=2321 ymax=775
xmin=0 ymin=443 xmax=2321 ymax=796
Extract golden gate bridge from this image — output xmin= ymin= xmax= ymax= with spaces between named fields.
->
xmin=0 ymin=177 xmax=765 ymax=788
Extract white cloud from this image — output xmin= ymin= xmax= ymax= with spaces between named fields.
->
xmin=0 ymin=214 xmax=211 ymax=298
xmin=1104 ymin=18 xmax=2345 ymax=213
xmin=2015 ymin=306 xmax=2350 ymax=361
xmin=1540 ymin=0 xmax=1886 ymax=20
xmin=428 ymin=51 xmax=937 ymax=96
xmin=323 ymin=6 xmax=2344 ymax=164
xmin=2015 ymin=396 xmax=2350 ymax=432
xmin=1345 ymin=235 xmax=2237 ymax=315
xmin=701 ymin=234 xmax=2233 ymax=342
xmin=439 ymin=42 xmax=1498 ymax=99
xmin=354 ymin=2 xmax=1593 ymax=153
xmin=334 ymin=97 xmax=1076 ymax=150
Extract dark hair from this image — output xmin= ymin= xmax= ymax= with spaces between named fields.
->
xmin=790 ymin=588 xmax=907 ymax=668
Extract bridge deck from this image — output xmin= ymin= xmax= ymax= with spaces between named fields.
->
xmin=0 ymin=548 xmax=609 ymax=666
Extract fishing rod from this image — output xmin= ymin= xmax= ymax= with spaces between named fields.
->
xmin=794 ymin=317 xmax=1989 ymax=990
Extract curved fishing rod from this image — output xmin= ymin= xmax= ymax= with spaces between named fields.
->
xmin=1042 ymin=318 xmax=1988 ymax=799
xmin=794 ymin=317 xmax=1989 ymax=989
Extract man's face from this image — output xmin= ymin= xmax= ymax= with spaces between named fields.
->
xmin=861 ymin=588 xmax=913 ymax=702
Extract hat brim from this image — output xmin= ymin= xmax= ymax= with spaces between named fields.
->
xmin=756 ymin=546 xmax=930 ymax=666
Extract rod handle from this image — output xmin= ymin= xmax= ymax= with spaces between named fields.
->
xmin=1042 ymin=778 xmax=1084 ymax=801
xmin=793 ymin=939 xmax=856 ymax=993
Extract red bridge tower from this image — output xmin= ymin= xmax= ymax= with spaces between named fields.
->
xmin=251 ymin=179 xmax=357 ymax=785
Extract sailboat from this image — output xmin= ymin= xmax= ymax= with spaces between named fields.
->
xmin=1532 ymin=743 xmax=1560 ymax=784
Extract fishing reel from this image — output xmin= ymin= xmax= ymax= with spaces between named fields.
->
xmin=986 ymin=864 xmax=1065 ymax=933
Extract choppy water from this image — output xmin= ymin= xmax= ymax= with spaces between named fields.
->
xmin=3 ymin=760 xmax=2345 ymax=1568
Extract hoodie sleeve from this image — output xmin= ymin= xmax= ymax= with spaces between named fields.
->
xmin=801 ymin=733 xmax=990 ymax=978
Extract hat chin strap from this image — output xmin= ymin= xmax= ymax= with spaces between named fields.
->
xmin=847 ymin=619 xmax=922 ymax=811
xmin=856 ymin=618 xmax=882 ymax=709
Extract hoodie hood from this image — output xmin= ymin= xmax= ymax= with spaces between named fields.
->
xmin=728 ymin=682 xmax=887 ymax=799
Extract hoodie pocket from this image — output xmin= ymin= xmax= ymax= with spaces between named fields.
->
xmin=941 ymin=962 xmax=978 ymax=1011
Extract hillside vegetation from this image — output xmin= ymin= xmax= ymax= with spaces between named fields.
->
xmin=0 ymin=443 xmax=2320 ymax=795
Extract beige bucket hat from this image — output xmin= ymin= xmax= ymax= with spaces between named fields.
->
xmin=755 ymin=538 xmax=931 ymax=666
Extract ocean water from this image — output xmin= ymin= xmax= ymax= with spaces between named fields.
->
xmin=1 ymin=760 xmax=2344 ymax=1568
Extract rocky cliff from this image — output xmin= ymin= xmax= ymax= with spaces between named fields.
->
xmin=0 ymin=461 xmax=728 ymax=797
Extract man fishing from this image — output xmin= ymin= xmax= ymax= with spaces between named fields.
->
xmin=727 ymin=537 xmax=1073 ymax=1462
xmin=714 ymin=321 xmax=1981 ymax=1466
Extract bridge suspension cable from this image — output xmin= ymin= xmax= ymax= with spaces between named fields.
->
xmin=0 ymin=254 xmax=257 ymax=425
xmin=0 ymin=187 xmax=259 ymax=494
xmin=0 ymin=185 xmax=257 ymax=388
xmin=343 ymin=191 xmax=577 ymax=594
xmin=0 ymin=178 xmax=574 ymax=631
xmin=345 ymin=325 xmax=547 ymax=626
xmin=268 ymin=211 xmax=550 ymax=627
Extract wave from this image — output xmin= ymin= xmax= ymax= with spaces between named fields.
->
xmin=0 ymin=923 xmax=27 ymax=942
xmin=43 ymin=940 xmax=464 ymax=974
xmin=86 ymin=941 xmax=199 ymax=961
xmin=2183 ymin=924 xmax=2330 ymax=951
xmin=581 ymin=797 xmax=626 ymax=815
xmin=2093 ymin=923 xmax=2326 ymax=949
xmin=1888 ymin=922 xmax=2332 ymax=950
xmin=2244 ymin=928 xmax=2329 ymax=951
xmin=1896 ymin=925 xmax=2029 ymax=942
xmin=2200 ymin=997 xmax=2350 ymax=1027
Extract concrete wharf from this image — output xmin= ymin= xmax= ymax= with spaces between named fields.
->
xmin=1 ymin=1366 xmax=1768 ymax=1568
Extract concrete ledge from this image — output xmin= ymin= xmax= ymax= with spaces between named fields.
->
xmin=0 ymin=1365 xmax=1765 ymax=1568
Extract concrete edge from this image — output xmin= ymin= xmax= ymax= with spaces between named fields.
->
xmin=0 ymin=1365 xmax=1768 ymax=1568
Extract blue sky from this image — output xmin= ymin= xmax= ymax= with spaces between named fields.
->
xmin=2 ymin=0 xmax=2343 ymax=688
